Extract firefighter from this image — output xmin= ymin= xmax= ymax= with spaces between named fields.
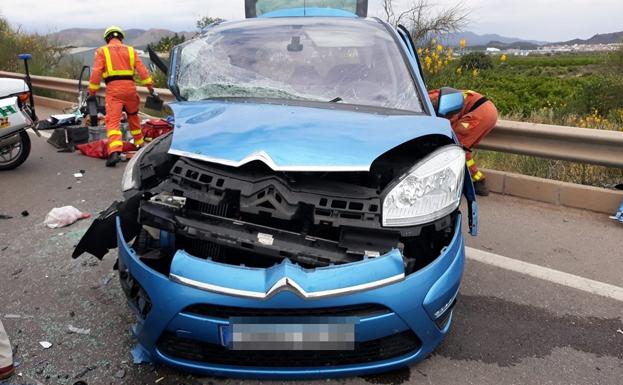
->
xmin=88 ymin=26 xmax=154 ymax=167
xmin=428 ymin=89 xmax=498 ymax=196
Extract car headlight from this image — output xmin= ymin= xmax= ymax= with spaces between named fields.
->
xmin=382 ymin=145 xmax=465 ymax=227
xmin=121 ymin=146 xmax=145 ymax=192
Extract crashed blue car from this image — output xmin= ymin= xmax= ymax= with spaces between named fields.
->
xmin=75 ymin=0 xmax=478 ymax=379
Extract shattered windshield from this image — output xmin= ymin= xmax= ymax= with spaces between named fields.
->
xmin=175 ymin=18 xmax=423 ymax=112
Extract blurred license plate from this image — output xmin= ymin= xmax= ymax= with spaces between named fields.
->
xmin=222 ymin=323 xmax=355 ymax=351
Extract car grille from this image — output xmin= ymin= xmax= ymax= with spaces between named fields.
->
xmin=157 ymin=330 xmax=421 ymax=367
xmin=182 ymin=303 xmax=391 ymax=319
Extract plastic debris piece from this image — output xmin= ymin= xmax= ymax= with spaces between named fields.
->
xmin=44 ymin=206 xmax=91 ymax=229
xmin=4 ymin=314 xmax=22 ymax=319
xmin=617 ymin=329 xmax=623 ymax=335
xmin=131 ymin=344 xmax=152 ymax=364
xmin=155 ymin=377 xmax=165 ymax=383
xmin=101 ymin=273 xmax=113 ymax=286
xmin=67 ymin=325 xmax=91 ymax=335
xmin=39 ymin=341 xmax=52 ymax=349
xmin=114 ymin=369 xmax=126 ymax=379
xmin=21 ymin=210 xmax=29 ymax=217
xmin=73 ymin=173 xmax=84 ymax=178
xmin=73 ymin=365 xmax=95 ymax=379
xmin=0 ymin=214 xmax=12 ymax=219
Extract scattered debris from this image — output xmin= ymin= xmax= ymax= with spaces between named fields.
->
xmin=101 ymin=273 xmax=114 ymax=286
xmin=39 ymin=341 xmax=52 ymax=349
xmin=0 ymin=214 xmax=13 ymax=219
xmin=73 ymin=365 xmax=96 ymax=379
xmin=67 ymin=186 xmax=72 ymax=190
xmin=44 ymin=206 xmax=91 ymax=229
xmin=114 ymin=369 xmax=126 ymax=379
xmin=21 ymin=210 xmax=29 ymax=217
xmin=155 ymin=377 xmax=165 ymax=383
xmin=67 ymin=324 xmax=91 ymax=335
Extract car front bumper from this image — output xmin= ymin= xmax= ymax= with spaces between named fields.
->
xmin=116 ymin=214 xmax=465 ymax=379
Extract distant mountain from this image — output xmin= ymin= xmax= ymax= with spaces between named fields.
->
xmin=435 ymin=31 xmax=548 ymax=47
xmin=47 ymin=28 xmax=193 ymax=48
xmin=470 ymin=40 xmax=540 ymax=51
xmin=555 ymin=31 xmax=623 ymax=45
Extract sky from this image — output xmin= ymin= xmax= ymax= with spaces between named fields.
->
xmin=0 ymin=0 xmax=621 ymax=42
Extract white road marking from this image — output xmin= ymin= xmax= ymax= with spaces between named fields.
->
xmin=466 ymin=247 xmax=623 ymax=302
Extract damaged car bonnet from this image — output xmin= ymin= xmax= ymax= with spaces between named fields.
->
xmin=167 ymin=100 xmax=454 ymax=171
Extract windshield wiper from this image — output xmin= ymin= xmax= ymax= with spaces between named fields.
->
xmin=328 ymin=97 xmax=343 ymax=103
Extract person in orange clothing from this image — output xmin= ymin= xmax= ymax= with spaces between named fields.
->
xmin=88 ymin=25 xmax=155 ymax=167
xmin=428 ymin=88 xmax=498 ymax=196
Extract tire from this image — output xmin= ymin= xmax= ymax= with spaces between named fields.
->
xmin=0 ymin=130 xmax=31 ymax=170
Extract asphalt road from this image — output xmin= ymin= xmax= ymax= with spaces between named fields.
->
xmin=0 ymin=113 xmax=622 ymax=385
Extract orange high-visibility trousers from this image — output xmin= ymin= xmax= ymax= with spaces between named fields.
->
xmin=105 ymin=80 xmax=144 ymax=154
xmin=452 ymin=101 xmax=498 ymax=181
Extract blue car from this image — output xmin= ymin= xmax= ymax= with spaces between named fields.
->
xmin=75 ymin=0 xmax=478 ymax=379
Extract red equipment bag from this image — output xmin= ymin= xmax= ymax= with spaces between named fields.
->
xmin=76 ymin=139 xmax=137 ymax=159
xmin=142 ymin=119 xmax=173 ymax=141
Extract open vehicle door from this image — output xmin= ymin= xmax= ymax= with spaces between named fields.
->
xmin=245 ymin=0 xmax=368 ymax=18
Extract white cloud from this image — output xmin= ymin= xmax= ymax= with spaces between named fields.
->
xmin=0 ymin=0 xmax=621 ymax=41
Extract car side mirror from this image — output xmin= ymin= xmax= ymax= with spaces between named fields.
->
xmin=436 ymin=87 xmax=464 ymax=118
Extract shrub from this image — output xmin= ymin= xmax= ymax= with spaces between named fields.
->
xmin=459 ymin=52 xmax=493 ymax=70
xmin=0 ymin=17 xmax=67 ymax=76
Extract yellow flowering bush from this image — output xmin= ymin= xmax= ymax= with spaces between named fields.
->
xmin=418 ymin=41 xmax=456 ymax=75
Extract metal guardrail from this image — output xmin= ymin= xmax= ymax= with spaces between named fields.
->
xmin=0 ymin=71 xmax=175 ymax=102
xmin=480 ymin=120 xmax=623 ymax=169
xmin=2 ymin=71 xmax=623 ymax=169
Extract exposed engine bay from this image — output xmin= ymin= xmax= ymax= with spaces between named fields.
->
xmin=74 ymin=132 xmax=459 ymax=276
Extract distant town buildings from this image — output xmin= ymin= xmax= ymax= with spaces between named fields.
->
xmin=536 ymin=43 xmax=621 ymax=53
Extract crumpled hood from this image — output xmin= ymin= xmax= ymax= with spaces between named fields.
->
xmin=168 ymin=100 xmax=453 ymax=171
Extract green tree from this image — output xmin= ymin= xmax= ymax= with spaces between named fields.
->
xmin=196 ymin=16 xmax=225 ymax=35
xmin=152 ymin=33 xmax=186 ymax=53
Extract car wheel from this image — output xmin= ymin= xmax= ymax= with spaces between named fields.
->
xmin=0 ymin=130 xmax=31 ymax=170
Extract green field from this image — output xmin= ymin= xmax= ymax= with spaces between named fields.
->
xmin=426 ymin=52 xmax=623 ymax=122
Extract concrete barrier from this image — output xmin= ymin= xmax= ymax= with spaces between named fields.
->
xmin=484 ymin=169 xmax=623 ymax=214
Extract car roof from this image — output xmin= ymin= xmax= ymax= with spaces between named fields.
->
xmin=208 ymin=16 xmax=389 ymax=35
